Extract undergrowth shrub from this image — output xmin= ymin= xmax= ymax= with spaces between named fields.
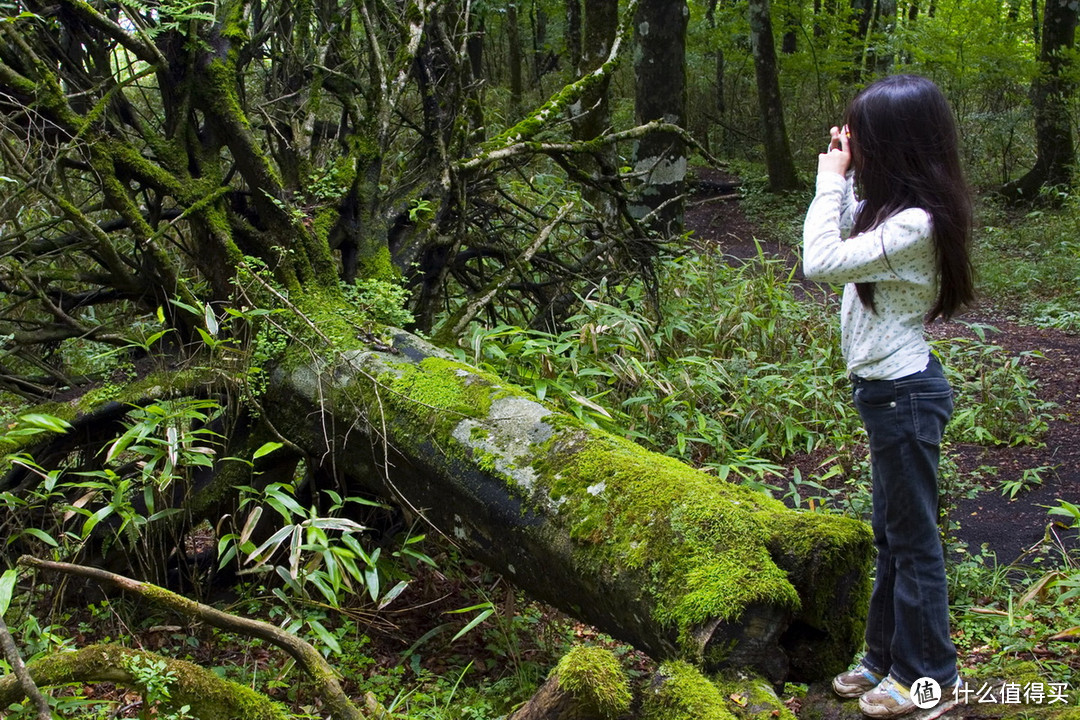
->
xmin=976 ymin=198 xmax=1080 ymax=333
xmin=934 ymin=324 xmax=1056 ymax=446
xmin=459 ymin=249 xmax=1054 ymax=500
xmin=459 ymin=250 xmax=854 ymax=482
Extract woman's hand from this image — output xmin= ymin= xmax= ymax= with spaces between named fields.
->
xmin=817 ymin=125 xmax=851 ymax=176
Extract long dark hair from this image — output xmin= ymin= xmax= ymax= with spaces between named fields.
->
xmin=845 ymin=74 xmax=974 ymax=321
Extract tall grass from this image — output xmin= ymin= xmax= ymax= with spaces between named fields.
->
xmin=459 ymin=237 xmax=1054 ymax=497
xmin=459 ymin=249 xmax=853 ymax=483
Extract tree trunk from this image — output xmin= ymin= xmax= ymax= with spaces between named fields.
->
xmin=570 ymin=0 xmax=619 ymax=223
xmin=748 ymin=0 xmax=801 ymax=192
xmin=782 ymin=8 xmax=799 ymax=53
xmin=871 ymin=0 xmax=897 ymax=73
xmin=566 ymin=0 xmax=582 ymax=73
xmin=1003 ymin=0 xmax=1078 ymax=201
xmin=508 ymin=677 xmax=605 ymax=720
xmin=508 ymin=3 xmax=524 ymax=116
xmin=631 ymin=0 xmax=689 ymax=237
xmin=467 ymin=11 xmax=487 ymax=139
xmin=532 ymin=0 xmax=552 ymax=84
xmin=262 ymin=327 xmax=873 ymax=683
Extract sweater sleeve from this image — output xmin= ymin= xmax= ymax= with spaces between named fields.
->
xmin=802 ymin=173 xmax=933 ymax=285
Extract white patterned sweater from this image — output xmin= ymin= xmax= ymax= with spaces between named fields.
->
xmin=802 ymin=172 xmax=938 ymax=380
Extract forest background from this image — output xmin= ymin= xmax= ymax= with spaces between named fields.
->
xmin=1 ymin=0 xmax=1080 ymax=717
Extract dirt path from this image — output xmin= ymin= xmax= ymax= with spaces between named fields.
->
xmin=940 ymin=316 xmax=1080 ymax=563
xmin=687 ymin=171 xmax=1080 ymax=565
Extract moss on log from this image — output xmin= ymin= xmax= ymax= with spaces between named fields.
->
xmin=509 ymin=645 xmax=632 ymax=720
xmin=0 ymin=644 xmax=288 ymax=720
xmin=266 ymin=327 xmax=874 ymax=682
xmin=641 ymin=661 xmax=735 ymax=720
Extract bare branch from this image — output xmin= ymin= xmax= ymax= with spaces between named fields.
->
xmin=58 ymin=0 xmax=170 ymax=69
xmin=19 ymin=556 xmax=373 ymax=720
xmin=0 ymin=615 xmax=52 ymax=720
xmin=458 ymin=120 xmax=723 ymax=174
xmin=434 ymin=202 xmax=572 ymax=343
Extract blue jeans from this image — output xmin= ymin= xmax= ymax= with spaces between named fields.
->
xmin=851 ymin=355 xmax=959 ymax=688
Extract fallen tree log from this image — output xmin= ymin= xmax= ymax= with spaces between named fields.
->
xmin=0 ymin=644 xmax=288 ymax=720
xmin=16 ymin=556 xmax=382 ymax=720
xmin=264 ymin=329 xmax=874 ymax=682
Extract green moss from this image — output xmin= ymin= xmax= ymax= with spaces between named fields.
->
xmin=347 ymin=133 xmax=380 ymax=161
xmin=385 ymin=357 xmax=494 ymax=440
xmin=534 ymin=432 xmax=799 ymax=647
xmin=358 ymin=245 xmax=398 ymax=283
xmin=483 ymin=67 xmax=610 ymax=151
xmin=106 ymin=139 xmax=186 ymax=195
xmin=291 ymin=288 xmax=367 ymax=353
xmin=713 ymin=670 xmax=797 ymax=720
xmin=310 ymin=206 xmax=340 ymax=245
xmin=641 ymin=660 xmax=736 ymax=720
xmin=553 ymin=645 xmax=632 ymax=719
xmin=759 ymin=511 xmax=873 ymax=676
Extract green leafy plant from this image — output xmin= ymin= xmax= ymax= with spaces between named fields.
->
xmin=123 ymin=654 xmax=194 ymax=720
xmin=1000 ymin=465 xmax=1054 ymax=499
xmin=340 ymin=278 xmax=414 ymax=329
xmin=217 ymin=477 xmax=431 ymax=656
xmin=934 ymin=325 xmax=1056 ymax=447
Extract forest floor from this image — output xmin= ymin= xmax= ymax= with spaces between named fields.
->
xmin=20 ymin=174 xmax=1080 ymax=719
xmin=686 ymin=169 xmax=1080 ymax=566
xmin=683 ymin=171 xmax=1080 ymax=716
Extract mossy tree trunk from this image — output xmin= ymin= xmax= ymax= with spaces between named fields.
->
xmin=509 ymin=646 xmax=631 ymax=720
xmin=0 ymin=644 xmax=290 ymax=720
xmin=263 ymin=327 xmax=873 ymax=683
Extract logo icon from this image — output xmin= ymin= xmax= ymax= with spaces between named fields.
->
xmin=911 ymin=677 xmax=942 ymax=709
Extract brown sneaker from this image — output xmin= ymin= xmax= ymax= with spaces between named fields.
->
xmin=832 ymin=661 xmax=885 ymax=698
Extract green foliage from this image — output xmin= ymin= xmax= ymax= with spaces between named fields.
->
xmin=340 ymin=277 xmax=414 ymax=329
xmin=948 ymin=543 xmax=1080 ymax=694
xmin=976 ymin=201 xmax=1080 ymax=332
xmin=934 ymin=324 xmax=1056 ymax=446
xmin=216 ymin=478 xmax=432 ymax=656
xmin=461 ymin=250 xmax=852 ymax=481
xmin=123 ymin=654 xmax=195 ymax=720
xmin=459 ymin=249 xmax=1051 ymax=519
xmin=303 ymin=158 xmax=353 ymax=203
xmin=0 ymin=399 xmax=226 ymax=576
xmin=1000 ymin=464 xmax=1054 ymax=499
xmin=115 ymin=0 xmax=215 ymax=38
